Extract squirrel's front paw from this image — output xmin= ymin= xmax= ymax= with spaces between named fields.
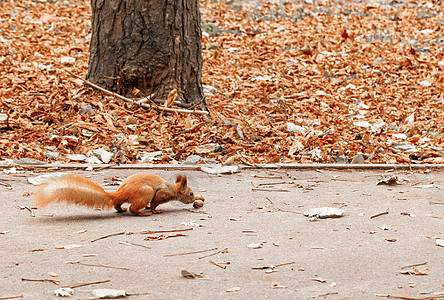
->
xmin=151 ymin=209 xmax=163 ymax=214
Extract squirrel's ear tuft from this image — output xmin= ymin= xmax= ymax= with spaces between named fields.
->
xmin=180 ymin=176 xmax=188 ymax=192
xmin=175 ymin=175 xmax=183 ymax=183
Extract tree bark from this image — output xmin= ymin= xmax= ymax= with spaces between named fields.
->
xmin=87 ymin=0 xmax=204 ymax=106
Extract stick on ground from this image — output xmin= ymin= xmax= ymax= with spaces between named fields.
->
xmin=164 ymin=247 xmax=218 ymax=257
xmin=91 ymin=231 xmax=126 ymax=242
xmin=21 ymin=278 xmax=60 ymax=285
xmin=370 ymin=210 xmax=389 ymax=219
xmin=63 ymin=279 xmax=110 ymax=289
xmin=66 ymin=70 xmax=208 ymax=115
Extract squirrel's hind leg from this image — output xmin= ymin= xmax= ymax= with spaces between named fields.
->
xmin=114 ymin=203 xmax=127 ymax=213
xmin=129 ymin=188 xmax=154 ymax=216
xmin=129 ymin=198 xmax=152 ymax=216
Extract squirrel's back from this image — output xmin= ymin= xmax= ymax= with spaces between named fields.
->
xmin=33 ymin=174 xmax=114 ymax=210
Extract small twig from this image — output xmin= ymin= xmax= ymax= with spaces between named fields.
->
xmin=331 ymin=178 xmax=359 ymax=182
xmin=275 ymin=261 xmax=296 ymax=268
xmin=66 ymin=261 xmax=129 ymax=271
xmin=126 ymin=292 xmax=151 ymax=297
xmin=258 ymin=181 xmax=288 ymax=186
xmin=265 ymin=197 xmax=274 ymax=204
xmin=19 ymin=206 xmax=35 ymax=217
xmin=152 ymin=98 xmax=191 ymax=108
xmin=429 ymin=201 xmax=444 ymax=205
xmin=279 ymin=209 xmax=303 ymax=214
xmin=311 ymin=292 xmax=339 ymax=298
xmin=21 ymin=278 xmax=60 ymax=285
xmin=187 ymin=96 xmax=206 ymax=110
xmin=91 ymin=231 xmax=126 ymax=242
xmin=144 ymin=233 xmax=187 ymax=240
xmin=138 ymin=228 xmax=193 ymax=235
xmin=252 ymin=188 xmax=289 ymax=192
xmin=370 ymin=209 xmax=389 ymax=219
xmin=66 ymin=70 xmax=208 ymax=115
xmin=164 ymin=247 xmax=218 ymax=257
xmin=0 ymin=180 xmax=11 ymax=187
xmin=119 ymin=241 xmax=151 ymax=249
xmin=63 ymin=279 xmax=110 ymax=289
xmin=399 ymin=261 xmax=427 ymax=270
xmin=264 ymin=197 xmax=302 ymax=214
xmin=252 ymin=174 xmax=283 ymax=179
xmin=198 ymin=248 xmax=228 ymax=260
xmin=384 ymin=295 xmax=444 ymax=300
xmin=0 ymin=296 xmax=23 ymax=300
xmin=252 ymin=261 xmax=295 ymax=270
xmin=209 ymin=259 xmax=226 ymax=269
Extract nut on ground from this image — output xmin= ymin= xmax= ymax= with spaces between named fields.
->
xmin=193 ymin=199 xmax=204 ymax=208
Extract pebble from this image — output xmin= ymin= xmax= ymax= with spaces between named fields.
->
xmin=304 ymin=207 xmax=345 ymax=219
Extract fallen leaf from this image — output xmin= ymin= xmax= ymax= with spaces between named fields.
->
xmin=181 ymin=270 xmax=203 ymax=279
xmin=377 ymin=176 xmax=399 ymax=185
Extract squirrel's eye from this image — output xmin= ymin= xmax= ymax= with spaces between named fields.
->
xmin=190 ymin=192 xmax=194 ymax=196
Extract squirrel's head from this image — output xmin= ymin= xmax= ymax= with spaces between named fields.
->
xmin=175 ymin=175 xmax=195 ymax=204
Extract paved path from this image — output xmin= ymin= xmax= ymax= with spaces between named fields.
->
xmin=1 ymin=167 xmax=443 ymax=299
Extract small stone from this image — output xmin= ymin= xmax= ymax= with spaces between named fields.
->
xmin=351 ymin=153 xmax=364 ymax=164
xmin=304 ymin=207 xmax=345 ymax=219
xmin=336 ymin=154 xmax=348 ymax=164
xmin=436 ymin=239 xmax=444 ymax=247
xmin=92 ymin=289 xmax=126 ymax=298
xmin=247 ymin=243 xmax=263 ymax=249
xmin=214 ymin=144 xmax=224 ymax=153
xmin=54 ymin=288 xmax=74 ymax=297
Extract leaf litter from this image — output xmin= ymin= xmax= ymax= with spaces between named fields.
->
xmin=0 ymin=0 xmax=443 ymax=165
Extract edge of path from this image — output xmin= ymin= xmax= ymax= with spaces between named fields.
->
xmin=1 ymin=163 xmax=444 ymax=170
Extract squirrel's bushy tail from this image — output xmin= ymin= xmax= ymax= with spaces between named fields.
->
xmin=33 ymin=174 xmax=114 ymax=210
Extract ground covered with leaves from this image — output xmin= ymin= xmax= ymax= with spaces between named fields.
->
xmin=0 ymin=0 xmax=443 ymax=165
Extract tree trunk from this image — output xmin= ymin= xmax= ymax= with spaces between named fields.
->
xmin=86 ymin=0 xmax=204 ymax=106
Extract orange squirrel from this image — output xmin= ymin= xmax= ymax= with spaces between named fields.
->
xmin=32 ymin=173 xmax=195 ymax=216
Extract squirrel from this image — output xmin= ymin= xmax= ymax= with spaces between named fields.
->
xmin=32 ymin=173 xmax=196 ymax=216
